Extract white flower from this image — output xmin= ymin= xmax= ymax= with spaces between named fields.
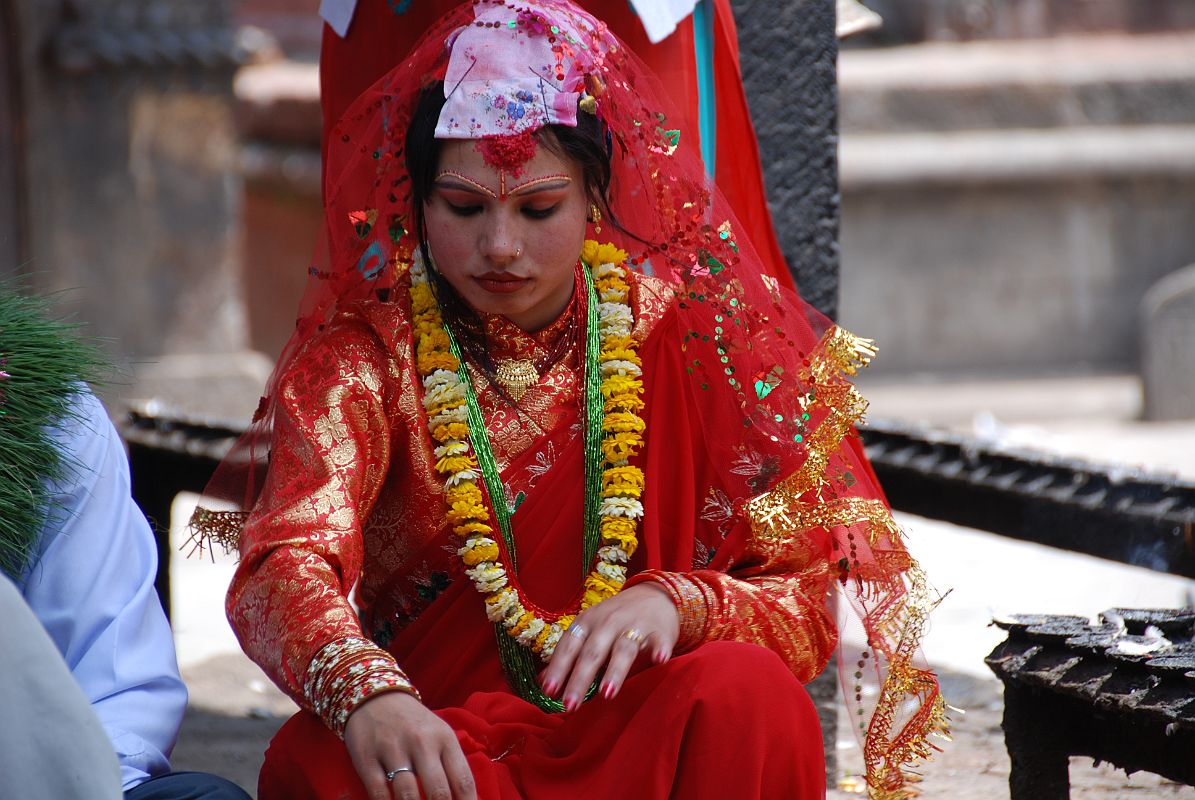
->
xmin=596 ymin=562 xmax=627 ymax=584
xmin=458 ymin=536 xmax=498 ymax=554
xmin=467 ymin=563 xmax=507 ymax=593
xmin=424 ymin=379 xmax=466 ymax=408
xmin=423 ymin=369 xmax=458 ymax=393
xmin=516 ymin=617 xmax=546 ymax=646
xmin=600 ymin=288 xmax=628 ymax=304
xmin=597 ymin=302 xmax=634 ymax=337
xmin=599 ymin=360 xmax=642 ymax=377
xmin=430 ymin=405 xmax=469 ymax=429
xmin=443 ymin=454 xmax=478 ymax=486
xmin=595 ymin=262 xmax=625 ymax=279
xmin=485 ymin=587 xmax=519 ymax=621
xmin=600 ymin=497 xmax=644 ymax=519
xmin=598 ymin=545 xmax=630 ymax=563
xmin=434 ymin=441 xmax=470 ymax=458
xmin=502 ymin=603 xmax=531 ymax=629
xmin=540 ymin=625 xmax=565 ymax=659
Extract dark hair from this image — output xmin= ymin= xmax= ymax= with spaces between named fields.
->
xmin=404 ymin=82 xmax=619 ymax=387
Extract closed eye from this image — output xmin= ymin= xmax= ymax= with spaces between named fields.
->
xmin=522 ymin=205 xmax=560 ymax=220
xmin=446 ymin=202 xmax=483 ymax=217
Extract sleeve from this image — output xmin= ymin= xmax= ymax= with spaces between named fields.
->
xmin=226 ymin=321 xmax=419 ymax=737
xmin=18 ymin=391 xmax=188 ymax=791
xmin=628 ymin=511 xmax=839 ymax=684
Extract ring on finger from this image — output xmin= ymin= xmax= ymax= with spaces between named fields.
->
xmin=385 ymin=766 xmax=415 ymax=781
xmin=568 ymin=624 xmax=587 ymax=639
xmin=622 ymin=628 xmax=645 ymax=647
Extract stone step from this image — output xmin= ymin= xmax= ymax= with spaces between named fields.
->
xmin=840 ymin=124 xmax=1195 ymax=189
xmin=840 ymin=32 xmax=1195 ymax=132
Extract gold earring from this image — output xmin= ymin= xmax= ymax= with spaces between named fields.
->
xmin=589 ymin=204 xmax=602 ymax=234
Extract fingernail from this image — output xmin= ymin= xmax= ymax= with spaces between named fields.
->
xmin=600 ymin=682 xmax=613 ymax=700
xmin=654 ymin=649 xmax=667 ymax=663
xmin=542 ymin=680 xmax=558 ymax=696
xmin=564 ymin=695 xmax=579 ymax=712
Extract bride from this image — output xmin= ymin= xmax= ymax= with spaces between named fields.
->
xmin=196 ymin=2 xmax=945 ymax=797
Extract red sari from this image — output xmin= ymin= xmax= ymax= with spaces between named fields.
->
xmin=230 ymin=271 xmax=835 ymax=798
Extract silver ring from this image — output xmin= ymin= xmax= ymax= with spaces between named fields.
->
xmin=385 ymin=767 xmax=415 ymax=781
xmin=567 ymin=624 xmax=587 ymax=639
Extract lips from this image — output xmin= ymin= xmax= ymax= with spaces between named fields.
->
xmin=475 ymin=272 xmax=530 ymax=295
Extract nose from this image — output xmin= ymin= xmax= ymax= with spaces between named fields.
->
xmin=481 ymin=209 xmax=522 ymax=266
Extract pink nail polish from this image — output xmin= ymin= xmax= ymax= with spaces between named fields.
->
xmin=564 ymin=695 xmax=578 ymax=712
xmin=601 ymin=683 xmax=613 ymax=700
xmin=543 ymin=680 xmax=558 ymax=696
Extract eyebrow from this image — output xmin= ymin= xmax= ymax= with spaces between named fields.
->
xmin=434 ymin=170 xmax=573 ymax=200
xmin=434 ymin=171 xmax=497 ymax=198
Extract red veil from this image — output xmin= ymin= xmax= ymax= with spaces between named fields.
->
xmin=197 ymin=2 xmax=945 ymax=795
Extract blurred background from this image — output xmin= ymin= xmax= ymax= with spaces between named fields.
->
xmin=4 ymin=0 xmax=1195 ymax=796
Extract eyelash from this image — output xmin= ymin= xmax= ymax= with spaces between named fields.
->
xmin=445 ymin=202 xmax=559 ymax=220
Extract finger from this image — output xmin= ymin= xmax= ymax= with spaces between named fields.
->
xmin=388 ymin=768 xmax=421 ymax=800
xmin=645 ymin=628 xmax=676 ymax=664
xmin=599 ymin=628 xmax=645 ymax=700
xmin=562 ymin=627 xmax=614 ymax=711
xmin=411 ymin=747 xmax=453 ymax=800
xmin=441 ymin=742 xmax=478 ymax=800
xmin=358 ymin=762 xmax=394 ymax=800
xmin=541 ymin=621 xmax=589 ymax=696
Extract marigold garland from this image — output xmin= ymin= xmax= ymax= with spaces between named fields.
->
xmin=410 ymin=241 xmax=644 ymax=661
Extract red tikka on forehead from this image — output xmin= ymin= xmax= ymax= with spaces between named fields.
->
xmin=476 ymin=131 xmax=539 ymax=192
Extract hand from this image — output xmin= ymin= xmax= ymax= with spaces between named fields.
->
xmin=540 ymin=583 xmax=680 ymax=711
xmin=343 ymin=691 xmax=477 ymax=800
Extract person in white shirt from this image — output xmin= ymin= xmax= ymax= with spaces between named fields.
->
xmin=8 ymin=389 xmax=251 ymax=800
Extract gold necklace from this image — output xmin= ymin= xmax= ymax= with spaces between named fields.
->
xmin=494 ymin=359 xmax=539 ymax=401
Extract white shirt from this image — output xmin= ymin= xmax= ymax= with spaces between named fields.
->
xmin=319 ymin=0 xmax=699 ymax=43
xmin=17 ymin=392 xmax=188 ymax=791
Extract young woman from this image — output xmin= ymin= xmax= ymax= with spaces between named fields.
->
xmin=196 ymin=2 xmax=944 ymax=797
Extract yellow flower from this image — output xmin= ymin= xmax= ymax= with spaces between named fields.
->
xmin=600 ymin=347 xmax=641 ymax=367
xmin=601 ymin=374 xmax=642 ymax=399
xmin=447 ymin=500 xmax=488 ymax=525
xmin=445 ymin=480 xmax=482 ymax=501
xmin=581 ymin=240 xmax=629 ymax=268
xmin=603 ymin=412 xmax=646 ymax=435
xmin=508 ymin=609 xmax=536 ymax=636
xmin=600 ymin=517 xmax=640 ymax=556
xmin=433 ymin=422 xmax=470 ymax=442
xmin=581 ymin=574 xmax=622 ymax=609
xmin=461 ymin=543 xmax=500 ymax=566
xmin=454 ymin=521 xmax=494 ymax=537
xmin=602 ymin=465 xmax=645 ymax=498
xmin=604 ymin=392 xmax=645 ymax=413
xmin=532 ymin=623 xmax=554 ymax=653
xmin=418 ymin=351 xmax=460 ymax=375
xmin=435 ymin=454 xmax=477 ymax=475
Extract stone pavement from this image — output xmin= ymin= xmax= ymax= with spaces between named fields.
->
xmin=169 ymin=372 xmax=1195 ymax=798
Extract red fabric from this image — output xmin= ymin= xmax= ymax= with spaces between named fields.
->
xmin=318 ymin=0 xmax=793 ymax=291
xmin=261 ymin=642 xmax=825 ymax=799
xmin=247 ymin=287 xmax=835 ymax=798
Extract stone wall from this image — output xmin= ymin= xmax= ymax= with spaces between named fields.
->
xmin=5 ymin=0 xmax=268 ymax=416
xmin=837 ymin=34 xmax=1195 ymax=376
xmin=850 ymin=0 xmax=1195 ymax=46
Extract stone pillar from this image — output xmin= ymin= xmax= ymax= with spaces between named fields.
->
xmin=1142 ymin=264 xmax=1195 ymax=421
xmin=734 ymin=0 xmax=841 ymax=320
xmin=6 ymin=0 xmax=267 ymax=419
